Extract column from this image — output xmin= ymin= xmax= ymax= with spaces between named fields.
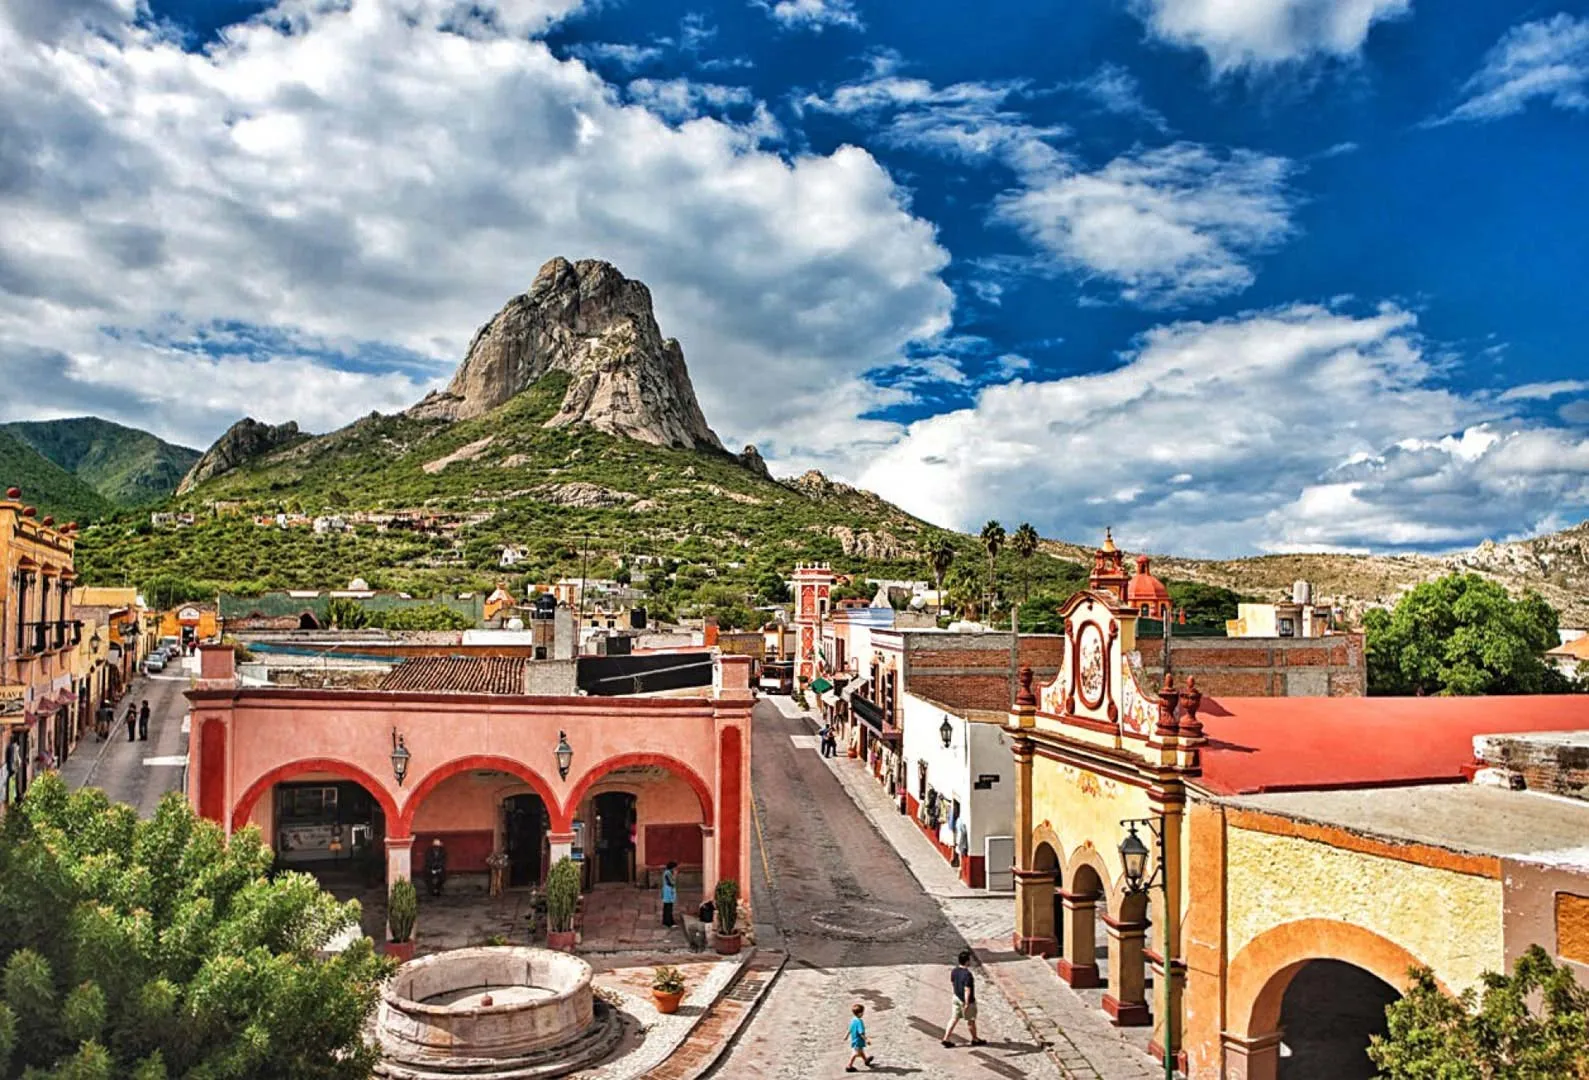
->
xmin=699 ymin=824 xmax=717 ymax=897
xmin=385 ymin=835 xmax=413 ymax=884
xmin=548 ymin=831 xmax=575 ymax=866
xmin=1222 ymin=1031 xmax=1282 ymax=1080
xmin=1150 ymin=804 xmax=1186 ymax=1064
xmin=1149 ymin=951 xmax=1186 ymax=1066
xmin=1057 ymin=892 xmax=1100 ymax=988
xmin=1103 ymin=914 xmax=1151 ymax=1025
xmin=1012 ymin=869 xmax=1057 ymax=956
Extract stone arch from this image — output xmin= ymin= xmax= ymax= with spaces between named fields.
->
xmin=1227 ymin=919 xmax=1438 ymax=1042
xmin=563 ymin=752 xmax=715 ymax=831
xmin=297 ymin=611 xmax=321 ymax=630
xmin=230 ymin=757 xmax=400 ymax=836
xmin=400 ymin=754 xmax=564 ymax=835
xmin=1058 ymin=853 xmax=1109 ymax=989
xmin=1065 ymin=843 xmax=1116 ymax=909
xmin=1033 ymin=839 xmax=1061 ymax=874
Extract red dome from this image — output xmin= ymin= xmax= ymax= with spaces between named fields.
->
xmin=1127 ymin=555 xmax=1171 ymax=611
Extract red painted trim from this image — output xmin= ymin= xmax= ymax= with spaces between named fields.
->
xmin=564 ymin=752 xmax=715 ymax=829
xmin=185 ymin=687 xmax=716 ymax=710
xmin=400 ymin=754 xmax=562 ymax=834
xmin=230 ymin=758 xmax=403 ymax=836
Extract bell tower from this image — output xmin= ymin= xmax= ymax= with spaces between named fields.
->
xmin=790 ymin=563 xmax=833 ymax=684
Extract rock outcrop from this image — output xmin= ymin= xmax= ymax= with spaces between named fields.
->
xmin=738 ymin=444 xmax=771 ymax=480
xmin=177 ymin=418 xmax=303 ymax=494
xmin=411 ymin=257 xmax=723 ymax=451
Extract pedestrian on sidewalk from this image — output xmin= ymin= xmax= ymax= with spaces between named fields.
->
xmin=661 ymin=860 xmax=677 ymax=927
xmin=138 ymin=700 xmax=150 ymax=741
xmin=124 ymin=704 xmax=137 ymax=742
xmin=941 ymin=949 xmax=985 ymax=1048
xmin=845 ymin=1003 xmax=874 ymax=1071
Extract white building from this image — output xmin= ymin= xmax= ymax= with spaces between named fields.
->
xmin=898 ymin=691 xmax=1016 ymax=891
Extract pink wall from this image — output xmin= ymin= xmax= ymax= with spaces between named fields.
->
xmin=189 ymin=659 xmax=755 ymax=895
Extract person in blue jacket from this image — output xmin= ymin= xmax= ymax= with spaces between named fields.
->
xmin=661 ymin=860 xmax=678 ymax=927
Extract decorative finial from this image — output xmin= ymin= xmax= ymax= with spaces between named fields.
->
xmin=1102 ymin=527 xmax=1117 ymax=553
xmin=1157 ymin=672 xmax=1180 ymax=734
xmin=1016 ymin=664 xmax=1036 ymax=707
xmin=5 ymin=487 xmax=19 ymax=500
xmin=1180 ymin=676 xmax=1203 ymax=737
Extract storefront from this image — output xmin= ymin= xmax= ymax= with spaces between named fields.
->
xmin=274 ymin=780 xmax=386 ymax=871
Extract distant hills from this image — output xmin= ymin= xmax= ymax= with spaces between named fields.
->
xmin=0 ymin=427 xmax=114 ymax=523
xmin=2 ymin=417 xmax=199 ymax=510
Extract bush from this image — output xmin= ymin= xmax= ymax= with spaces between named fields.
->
xmin=545 ymin=857 xmax=580 ymax=933
xmin=715 ymin=879 xmax=740 ymax=934
xmin=651 ymin=965 xmax=686 ymax=994
xmin=388 ymin=878 xmax=418 ymax=943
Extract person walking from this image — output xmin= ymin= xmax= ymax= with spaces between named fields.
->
xmin=138 ymin=700 xmax=151 ymax=741
xmin=124 ymin=704 xmax=137 ymax=742
xmin=845 ymin=1003 xmax=874 ymax=1071
xmin=941 ymin=949 xmax=985 ymax=1048
xmin=660 ymin=860 xmax=678 ymax=927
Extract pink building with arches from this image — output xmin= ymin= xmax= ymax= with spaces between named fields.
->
xmin=185 ymin=646 xmax=752 ymax=898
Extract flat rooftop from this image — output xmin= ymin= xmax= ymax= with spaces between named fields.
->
xmin=1227 ymin=783 xmax=1589 ymax=870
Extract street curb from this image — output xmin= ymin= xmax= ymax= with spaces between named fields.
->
xmin=678 ymin=949 xmax=788 ymax=1080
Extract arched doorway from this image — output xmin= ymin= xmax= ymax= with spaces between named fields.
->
xmin=565 ymin=753 xmax=712 ymax=897
xmin=231 ymin=760 xmax=399 ymax=890
xmin=1278 ymin=961 xmax=1399 ymax=1079
xmin=1033 ymin=841 xmax=1061 ymax=954
xmin=591 ymin=791 xmax=637 ymax=884
xmin=298 ymin=611 xmax=321 ymax=630
xmin=503 ymin=793 xmax=548 ymax=887
xmin=1059 ymin=862 xmax=1104 ymax=988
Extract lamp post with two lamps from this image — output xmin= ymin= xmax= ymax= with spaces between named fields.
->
xmin=1119 ymin=816 xmax=1175 ymax=1080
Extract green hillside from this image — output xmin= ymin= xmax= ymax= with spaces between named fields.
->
xmin=3 ymin=417 xmax=201 ymax=506
xmin=0 ymin=428 xmax=115 ymax=523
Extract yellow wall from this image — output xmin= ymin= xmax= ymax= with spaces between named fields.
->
xmin=1031 ymin=754 xmax=1154 ymax=894
xmin=1226 ymin=825 xmax=1503 ymax=993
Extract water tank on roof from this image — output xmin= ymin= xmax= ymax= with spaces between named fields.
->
xmin=1292 ymin=580 xmax=1312 ymax=604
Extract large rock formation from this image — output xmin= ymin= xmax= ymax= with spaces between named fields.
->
xmin=177 ymin=418 xmax=302 ymax=494
xmin=411 ymin=257 xmax=723 ymax=451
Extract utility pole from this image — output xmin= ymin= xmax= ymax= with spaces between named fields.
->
xmin=577 ymin=533 xmax=590 ymax=651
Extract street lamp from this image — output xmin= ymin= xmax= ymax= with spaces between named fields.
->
xmin=554 ymin=730 xmax=573 ymax=780
xmin=1120 ymin=817 xmax=1174 ymax=1080
xmin=390 ymin=729 xmax=411 ymax=786
xmin=939 ymin=715 xmax=953 ymax=748
xmin=89 ymin=630 xmax=101 ymax=651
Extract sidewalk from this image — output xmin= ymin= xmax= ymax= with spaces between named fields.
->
xmin=768 ymin=694 xmax=1166 ymax=1080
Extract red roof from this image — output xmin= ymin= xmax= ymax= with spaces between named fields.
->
xmin=379 ymin=657 xmax=528 ymax=694
xmin=1195 ymin=694 xmax=1589 ymax=795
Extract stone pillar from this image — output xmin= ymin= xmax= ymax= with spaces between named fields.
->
xmin=1103 ymin=914 xmax=1151 ymax=1025
xmin=1222 ymin=1031 xmax=1282 ymax=1080
xmin=1012 ymin=736 xmax=1034 ymax=870
xmin=548 ymin=831 xmax=575 ymax=866
xmin=1012 ymin=868 xmax=1057 ymax=956
xmin=1151 ymin=804 xmax=1186 ymax=1064
xmin=1057 ymin=892 xmax=1100 ymax=988
xmin=700 ymin=824 xmax=717 ymax=897
xmin=385 ymin=836 xmax=413 ymax=885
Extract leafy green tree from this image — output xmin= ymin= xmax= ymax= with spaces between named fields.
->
xmin=945 ymin=562 xmax=982 ymax=621
xmin=979 ymin=520 xmax=1006 ymax=615
xmin=1370 ymin=945 xmax=1589 ymax=1079
xmin=367 ymin=604 xmax=473 ymax=631
xmin=0 ymin=774 xmax=389 ymax=1078
xmin=324 ymin=597 xmax=369 ymax=630
xmin=1010 ymin=522 xmax=1039 ymax=603
xmin=1363 ymin=574 xmax=1571 ymax=696
xmin=140 ymin=574 xmax=212 ymax=611
xmin=925 ymin=534 xmax=957 ymax=615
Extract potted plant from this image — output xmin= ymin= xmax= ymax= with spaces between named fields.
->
xmin=545 ymin=856 xmax=580 ymax=951
xmin=713 ymin=878 xmax=742 ymax=955
xmin=386 ymin=878 xmax=418 ymax=962
xmin=651 ymin=965 xmax=686 ymax=1015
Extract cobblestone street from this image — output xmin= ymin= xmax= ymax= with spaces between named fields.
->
xmin=59 ymin=660 xmax=191 ymax=815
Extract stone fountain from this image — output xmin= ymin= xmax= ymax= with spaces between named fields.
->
xmin=374 ymin=947 xmax=624 ymax=1079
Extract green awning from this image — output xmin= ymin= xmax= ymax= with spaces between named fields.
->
xmin=808 ymin=677 xmax=833 ymax=693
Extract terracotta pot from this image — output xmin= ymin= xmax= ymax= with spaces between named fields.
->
xmin=547 ymin=929 xmax=577 ymax=952
xmin=714 ymin=931 xmax=743 ymax=956
xmin=384 ymin=940 xmax=416 ymax=963
xmin=652 ymin=989 xmax=684 ymax=1014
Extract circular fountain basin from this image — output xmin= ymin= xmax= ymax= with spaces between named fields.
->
xmin=376 ymin=947 xmax=622 ymax=1078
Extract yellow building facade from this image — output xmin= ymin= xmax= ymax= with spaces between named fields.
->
xmin=1 ymin=489 xmax=82 ymax=804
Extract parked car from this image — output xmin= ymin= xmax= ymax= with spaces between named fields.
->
xmin=144 ymin=654 xmax=166 ymax=674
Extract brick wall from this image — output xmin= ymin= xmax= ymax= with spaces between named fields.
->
xmin=900 ymin=633 xmax=1063 ymax=712
xmin=1475 ymin=733 xmax=1589 ymax=801
xmin=1140 ymin=633 xmax=1365 ymax=698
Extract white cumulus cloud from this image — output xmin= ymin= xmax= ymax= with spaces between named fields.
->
xmin=1132 ymin=0 xmax=1411 ymax=74
xmin=855 ymin=303 xmax=1589 ymax=556
xmin=756 ymin=0 xmax=862 ymax=31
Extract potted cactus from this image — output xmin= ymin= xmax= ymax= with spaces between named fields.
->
xmin=545 ymin=856 xmax=581 ymax=951
xmin=386 ymin=878 xmax=418 ymax=962
xmin=651 ymin=964 xmax=687 ymax=1015
xmin=713 ymin=878 xmax=742 ymax=955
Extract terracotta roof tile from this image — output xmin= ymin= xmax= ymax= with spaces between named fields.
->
xmin=378 ymin=656 xmax=528 ymax=695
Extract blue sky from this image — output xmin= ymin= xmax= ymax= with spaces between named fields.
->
xmin=0 ymin=0 xmax=1586 ymax=555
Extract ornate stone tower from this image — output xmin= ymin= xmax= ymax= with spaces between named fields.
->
xmin=790 ymin=563 xmax=833 ymax=684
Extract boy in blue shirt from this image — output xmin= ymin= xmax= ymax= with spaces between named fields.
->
xmin=846 ymin=1002 xmax=874 ymax=1071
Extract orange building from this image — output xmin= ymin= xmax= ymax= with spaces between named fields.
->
xmin=1007 ymin=533 xmax=1589 ymax=1078
xmin=1 ymin=488 xmax=82 ymax=805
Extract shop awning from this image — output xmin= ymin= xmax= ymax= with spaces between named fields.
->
xmin=809 ymin=676 xmax=833 ymax=694
xmin=840 ymin=675 xmax=871 ymax=700
xmin=851 ymin=695 xmax=900 ymax=741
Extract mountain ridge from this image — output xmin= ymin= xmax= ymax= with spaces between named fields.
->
xmin=2 ymin=416 xmax=200 ymax=507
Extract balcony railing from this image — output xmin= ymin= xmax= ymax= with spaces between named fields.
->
xmin=16 ymin=620 xmax=81 ymax=656
xmin=20 ymin=621 xmax=48 ymax=656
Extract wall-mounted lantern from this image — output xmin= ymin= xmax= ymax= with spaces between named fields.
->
xmin=390 ymin=729 xmax=411 ymax=786
xmin=939 ymin=715 xmax=953 ymax=749
xmin=555 ymin=730 xmax=574 ymax=780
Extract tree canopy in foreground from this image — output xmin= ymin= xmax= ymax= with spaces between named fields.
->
xmin=0 ymin=774 xmax=390 ymax=1079
xmin=1370 ymin=945 xmax=1589 ymax=1079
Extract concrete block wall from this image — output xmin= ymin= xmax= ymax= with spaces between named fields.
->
xmin=1140 ymin=634 xmax=1365 ymax=698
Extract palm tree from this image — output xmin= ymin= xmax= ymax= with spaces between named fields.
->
xmin=926 ymin=534 xmax=957 ymax=614
xmin=980 ymin=520 xmax=1006 ymax=617
xmin=1011 ymin=522 xmax=1040 ymax=603
xmin=945 ymin=562 xmax=982 ymax=621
